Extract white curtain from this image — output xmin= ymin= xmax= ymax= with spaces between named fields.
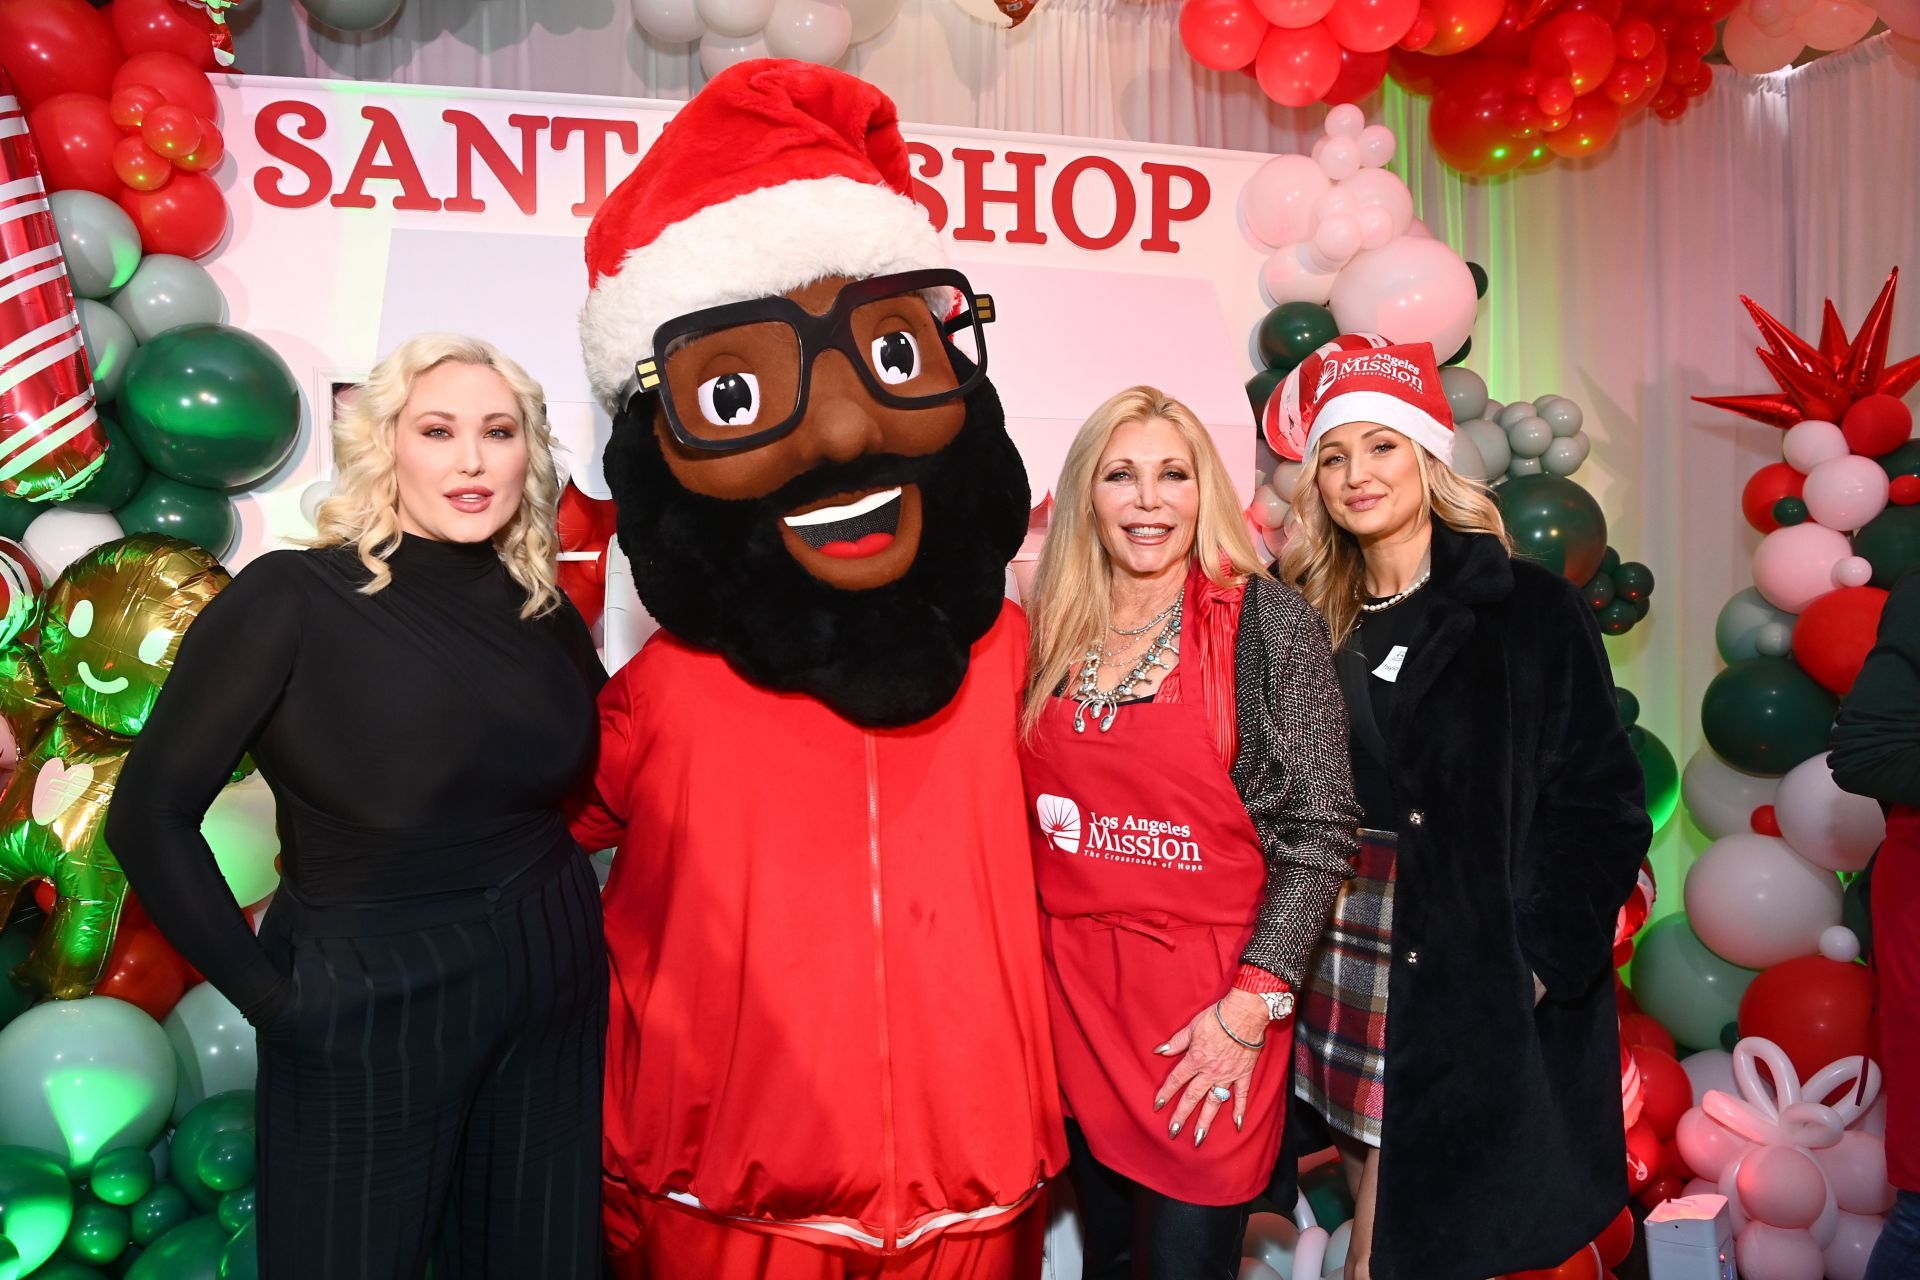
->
xmin=230 ymin=4 xmax=1920 ymax=886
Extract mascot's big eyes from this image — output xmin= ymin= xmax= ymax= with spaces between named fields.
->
xmin=870 ymin=331 xmax=920 ymax=385
xmin=697 ymin=372 xmax=761 ymax=427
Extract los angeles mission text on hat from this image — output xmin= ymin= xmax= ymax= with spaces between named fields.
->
xmin=250 ymin=101 xmax=1213 ymax=254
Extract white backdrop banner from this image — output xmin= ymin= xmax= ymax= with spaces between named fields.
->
xmin=214 ymin=74 xmax=1271 ymax=563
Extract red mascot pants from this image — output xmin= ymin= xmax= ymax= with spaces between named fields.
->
xmin=603 ymin=1182 xmax=1047 ymax=1280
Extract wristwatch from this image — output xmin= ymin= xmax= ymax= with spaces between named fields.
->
xmin=1259 ymin=989 xmax=1295 ymax=1022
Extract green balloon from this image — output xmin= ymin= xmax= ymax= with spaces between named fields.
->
xmin=1599 ymin=545 xmax=1623 ymax=576
xmin=62 ymin=1199 xmax=130 ymax=1265
xmin=0 ymin=1144 xmax=74 ymax=1277
xmin=193 ymin=1136 xmax=251 ymax=1195
xmin=63 ymin=418 xmax=150 ymax=516
xmin=1637 ymin=726 xmax=1680 ymax=834
xmin=1257 ymin=302 xmax=1339 ymax=371
xmin=1614 ymin=561 xmax=1654 ymax=604
xmin=1843 ymin=862 xmax=1872 ymax=958
xmin=1299 ymin=1159 xmax=1354 ymax=1231
xmin=90 ymin=1151 xmax=156 ymax=1209
xmin=1773 ymin=496 xmax=1809 ymax=527
xmin=1614 ymin=688 xmax=1641 ymax=727
xmin=1496 ymin=475 xmax=1609 ymax=585
xmin=0 ymin=494 xmax=36 ymax=544
xmin=123 ymin=1215 xmax=227 ymax=1280
xmin=1701 ymin=656 xmax=1837 ymax=775
xmin=1598 ymin=599 xmax=1638 ymax=635
xmin=126 ymin=1188 xmax=188 ymax=1249
xmin=1852 ymin=504 xmax=1920 ymax=588
xmin=167 ymin=1094 xmax=252 ymax=1214
xmin=1444 ymin=335 xmax=1471 ymax=367
xmin=0 ymin=999 xmax=177 ymax=1176
xmin=1468 ymin=261 xmax=1489 ymax=298
xmin=113 ymin=475 xmax=235 ymax=560
xmin=30 ymin=1260 xmax=110 ymax=1279
xmin=1876 ymin=438 xmax=1920 ymax=481
xmin=213 ymin=1188 xmax=251 ymax=1236
xmin=1245 ymin=367 xmax=1283 ymax=424
xmin=217 ymin=1218 xmax=254 ymax=1280
xmin=1629 ymin=913 xmax=1761 ymax=1052
xmin=119 ymin=325 xmax=300 ymax=491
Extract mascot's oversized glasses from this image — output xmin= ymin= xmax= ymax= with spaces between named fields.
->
xmin=632 ymin=269 xmax=994 ymax=456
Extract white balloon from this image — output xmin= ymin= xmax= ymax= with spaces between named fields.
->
xmin=1242 ymin=1211 xmax=1299 ymax=1272
xmin=1682 ymin=1048 xmax=1739 ymax=1104
xmin=1755 ymin=621 xmax=1795 ymax=657
xmin=1357 ymin=124 xmax=1396 ymax=167
xmin=1323 ymin=104 xmax=1366 ymax=138
xmin=1682 ymin=746 xmax=1779 ymax=840
xmin=1354 ymin=206 xmax=1395 ymax=251
xmin=1449 ymin=426 xmax=1489 ymax=480
xmin=763 ymin=0 xmax=852 ymax=61
xmin=162 ymin=982 xmax=258 ymax=1124
xmin=1782 ymin=419 xmax=1848 ymax=473
xmin=1242 ymin=155 xmax=1334 ymax=249
xmin=699 ymin=28 xmax=771 ymax=75
xmin=299 ymin=479 xmax=334 ymax=526
xmin=1239 ymin=1260 xmax=1284 ymax=1280
xmin=22 ymin=508 xmax=123 ymax=578
xmin=1818 ymin=925 xmax=1861 ymax=963
xmin=1802 ymin=455 xmax=1890 ymax=532
xmin=1272 ymin=460 xmax=1305 ymax=500
xmin=1775 ymin=752 xmax=1886 ymax=872
xmin=1683 ymin=833 xmax=1843 ymax=969
xmin=1312 ymin=215 xmax=1361 ymax=270
xmin=1261 ymin=245 xmax=1337 ymax=308
xmin=631 ymin=0 xmax=705 ymax=41
xmin=1318 ymin=136 xmax=1361 ymax=182
xmin=1330 ymin=238 xmax=1478 ymax=359
xmin=1336 ymin=168 xmax=1414 ymax=238
xmin=1250 ymin=486 xmax=1289 ymax=530
xmin=841 ymin=0 xmax=901 ymax=40
xmin=1459 ymin=419 xmax=1510 ymax=476
xmin=696 ymin=0 xmax=775 ymax=34
xmin=1833 ymin=556 xmax=1874 ymax=588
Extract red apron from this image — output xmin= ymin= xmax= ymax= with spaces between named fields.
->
xmin=1019 ymin=692 xmax=1288 ymax=1206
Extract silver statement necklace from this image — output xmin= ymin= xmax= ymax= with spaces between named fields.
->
xmin=1074 ymin=595 xmax=1183 ymax=733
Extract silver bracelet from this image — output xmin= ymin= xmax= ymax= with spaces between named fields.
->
xmin=1214 ymin=1001 xmax=1266 ymax=1050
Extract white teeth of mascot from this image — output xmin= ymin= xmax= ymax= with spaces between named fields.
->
xmin=783 ymin=488 xmax=903 ymax=527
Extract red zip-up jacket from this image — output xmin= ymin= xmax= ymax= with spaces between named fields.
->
xmin=570 ymin=601 xmax=1066 ymax=1253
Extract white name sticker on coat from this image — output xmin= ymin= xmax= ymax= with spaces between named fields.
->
xmin=1372 ymin=645 xmax=1409 ymax=683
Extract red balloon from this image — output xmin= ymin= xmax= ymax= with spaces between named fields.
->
xmin=1624 ymin=1118 xmax=1661 ymax=1192
xmin=1652 ymin=84 xmax=1686 ymax=119
xmin=1179 ymin=0 xmax=1269 ymax=72
xmin=1841 ymin=393 xmax=1914 ymax=457
xmin=111 ymin=50 xmax=218 ymax=121
xmin=1752 ymin=803 xmax=1782 ymax=836
xmin=24 ymin=92 xmax=122 ymax=196
xmin=1508 ymin=98 xmax=1548 ymax=135
xmin=1537 ymin=74 xmax=1575 ymax=116
xmin=1326 ymin=0 xmax=1420 ymax=52
xmin=1530 ymin=11 xmax=1617 ymax=94
xmin=1683 ymin=62 xmax=1713 ymax=98
xmin=139 ymin=100 xmax=200 ymax=158
xmin=31 ymin=880 xmax=55 ymax=913
xmin=117 ymin=168 xmax=227 ymax=257
xmin=1794 ymin=586 xmax=1890 ymax=695
xmin=1594 ymin=1207 xmax=1634 ymax=1269
xmin=1615 ymin=16 xmax=1656 ymax=58
xmin=1621 ymin=1010 xmax=1677 ymax=1059
xmin=174 ymin=117 xmax=222 ymax=172
xmin=1629 ymin=1044 xmax=1692 ymax=1138
xmin=1388 ymin=46 xmax=1448 ymax=93
xmin=1544 ymin=94 xmax=1620 ymax=159
xmin=1637 ymin=1171 xmax=1688 ymax=1207
xmin=94 ymin=918 xmax=189 ymax=1021
xmin=1742 ymin=461 xmax=1807 ymax=533
xmin=0 ymin=0 xmax=125 ymax=108
xmin=1422 ymin=0 xmax=1504 ymax=54
xmin=1400 ymin=7 xmax=1438 ymax=48
xmin=1602 ymin=64 xmax=1641 ymax=104
xmin=1255 ymin=22 xmax=1344 ymax=106
xmin=1325 ymin=43 xmax=1391 ymax=102
xmin=1739 ymin=955 xmax=1875 ymax=1081
xmin=109 ymin=82 xmax=165 ymax=131
xmin=1429 ymin=58 xmax=1525 ymax=175
xmin=1675 ymin=16 xmax=1716 ymax=55
xmin=112 ymin=133 xmax=172 ymax=190
xmin=1507 ymin=1243 xmax=1605 ymax=1280
xmin=1560 ymin=0 xmax=1624 ymax=20
xmin=1892 ymin=475 xmax=1920 ymax=506
xmin=110 ymin=0 xmax=218 ymax=69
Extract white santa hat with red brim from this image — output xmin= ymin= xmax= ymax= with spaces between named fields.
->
xmin=1264 ymin=334 xmax=1456 ymax=468
xmin=578 ymin=59 xmax=947 ymax=413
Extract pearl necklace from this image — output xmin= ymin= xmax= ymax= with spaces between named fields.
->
xmin=1074 ymin=596 xmax=1182 ymax=733
xmin=1359 ymin=570 xmax=1431 ymax=613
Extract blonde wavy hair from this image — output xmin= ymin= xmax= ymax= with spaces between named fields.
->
xmin=1280 ymin=429 xmax=1510 ymax=651
xmin=1022 ymin=386 xmax=1267 ymax=737
xmin=311 ymin=333 xmax=562 ymax=619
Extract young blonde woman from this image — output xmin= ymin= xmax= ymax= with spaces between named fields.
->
xmin=110 ymin=334 xmax=609 ymax=1278
xmin=1020 ymin=387 xmax=1358 ymax=1280
xmin=1271 ymin=340 xmax=1650 ymax=1280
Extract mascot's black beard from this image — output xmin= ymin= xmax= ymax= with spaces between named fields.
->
xmin=605 ymin=374 xmax=1031 ymax=728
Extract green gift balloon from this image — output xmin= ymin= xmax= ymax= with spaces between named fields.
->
xmin=1629 ymin=913 xmax=1760 ymax=1052
xmin=168 ymin=1093 xmax=253 ymax=1214
xmin=1852 ymin=504 xmax=1920 ymax=588
xmin=127 ymin=1187 xmax=189 ymax=1249
xmin=61 ymin=1197 xmax=130 ymax=1265
xmin=1701 ymin=656 xmax=1837 ymax=775
xmin=113 ymin=476 xmax=235 ymax=562
xmin=124 ymin=1214 xmax=227 ymax=1280
xmin=62 ymin=419 xmax=150 ymax=517
xmin=1496 ymin=475 xmax=1609 ymax=585
xmin=0 ymin=1144 xmax=74 ymax=1278
xmin=120 ymin=326 xmax=300 ymax=491
xmin=1257 ymin=302 xmax=1339 ymax=372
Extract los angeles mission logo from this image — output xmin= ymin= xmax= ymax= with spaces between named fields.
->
xmin=1035 ymin=794 xmax=1204 ymax=871
xmin=1320 ymin=350 xmax=1426 ymax=396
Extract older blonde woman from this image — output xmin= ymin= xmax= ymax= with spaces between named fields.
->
xmin=1020 ymin=386 xmax=1358 ymax=1280
xmin=110 ymin=334 xmax=608 ymax=1278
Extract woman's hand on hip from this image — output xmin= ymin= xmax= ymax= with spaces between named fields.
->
xmin=1151 ymin=989 xmax=1270 ymax=1147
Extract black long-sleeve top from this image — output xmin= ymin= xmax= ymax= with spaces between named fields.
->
xmin=105 ymin=536 xmax=605 ymax=1024
xmin=1831 ymin=568 xmax=1920 ymax=807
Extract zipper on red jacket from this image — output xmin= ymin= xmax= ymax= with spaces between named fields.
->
xmin=865 ymin=732 xmax=900 ymax=1253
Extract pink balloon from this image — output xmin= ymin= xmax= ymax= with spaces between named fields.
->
xmin=1893 ymin=30 xmax=1920 ymax=62
xmin=1814 ymin=1131 xmax=1895 ymax=1216
xmin=1783 ymin=420 xmax=1848 ymax=473
xmin=1872 ymin=0 xmax=1920 ymax=34
xmin=1775 ymin=753 xmax=1887 ymax=873
xmin=1722 ymin=10 xmax=1806 ymax=73
xmin=1677 ymin=1106 xmax=1750 ymax=1181
xmin=1796 ymin=0 xmax=1877 ymax=49
xmin=1738 ymin=1221 xmax=1828 ymax=1280
xmin=1738 ymin=1147 xmax=1829 ymax=1229
xmin=1339 ymin=166 xmax=1414 ymax=236
xmin=1256 ymin=0 xmax=1336 ymax=27
xmin=1262 ymin=244 xmax=1338 ymax=306
xmin=1242 ymin=153 xmax=1333 ymax=248
xmin=1823 ymin=1210 xmax=1885 ymax=1280
xmin=1328 ymin=236 xmax=1477 ymax=359
xmin=1833 ymin=556 xmax=1874 ymax=588
xmin=1802 ymin=455 xmax=1890 ymax=532
xmin=1752 ymin=523 xmax=1854 ymax=613
xmin=1682 ymin=833 xmax=1843 ymax=970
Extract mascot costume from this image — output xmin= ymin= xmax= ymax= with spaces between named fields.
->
xmin=570 ymin=59 xmax=1065 ymax=1278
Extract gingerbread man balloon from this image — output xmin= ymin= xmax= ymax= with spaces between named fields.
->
xmin=0 ymin=534 xmax=227 ymax=997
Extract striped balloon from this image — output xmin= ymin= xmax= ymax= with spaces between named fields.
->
xmin=0 ymin=535 xmax=41 ymax=647
xmin=0 ymin=70 xmax=109 ymax=502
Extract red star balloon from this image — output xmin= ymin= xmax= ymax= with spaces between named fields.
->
xmin=1695 ymin=267 xmax=1920 ymax=428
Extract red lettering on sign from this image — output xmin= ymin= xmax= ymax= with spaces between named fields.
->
xmin=253 ymin=100 xmax=332 ymax=209
xmin=904 ymin=141 xmax=947 ymax=233
xmin=950 ymin=148 xmax=1047 ymax=245
xmin=1140 ymin=162 xmax=1209 ymax=254
xmin=552 ymin=117 xmax=641 ymax=218
xmin=330 ymin=106 xmax=441 ymax=212
xmin=441 ymin=111 xmax=546 ymax=214
xmin=1052 ymin=156 xmax=1135 ymax=251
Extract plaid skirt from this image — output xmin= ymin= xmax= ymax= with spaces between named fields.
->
xmin=1293 ymin=829 xmax=1398 ymax=1147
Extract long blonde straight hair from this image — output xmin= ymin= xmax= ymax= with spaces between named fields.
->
xmin=311 ymin=333 xmax=563 ymax=619
xmin=1280 ymin=432 xmax=1510 ymax=651
xmin=1022 ymin=386 xmax=1266 ymax=737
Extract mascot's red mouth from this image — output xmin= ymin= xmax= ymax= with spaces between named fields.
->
xmin=783 ymin=486 xmax=902 ymax=558
xmin=779 ymin=485 xmax=924 ymax=589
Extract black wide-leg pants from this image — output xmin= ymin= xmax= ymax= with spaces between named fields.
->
xmin=254 ymin=842 xmax=607 ymax=1279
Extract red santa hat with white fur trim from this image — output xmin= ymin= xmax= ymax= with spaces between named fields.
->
xmin=578 ymin=59 xmax=947 ymax=412
xmin=1264 ymin=335 xmax=1455 ymax=467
